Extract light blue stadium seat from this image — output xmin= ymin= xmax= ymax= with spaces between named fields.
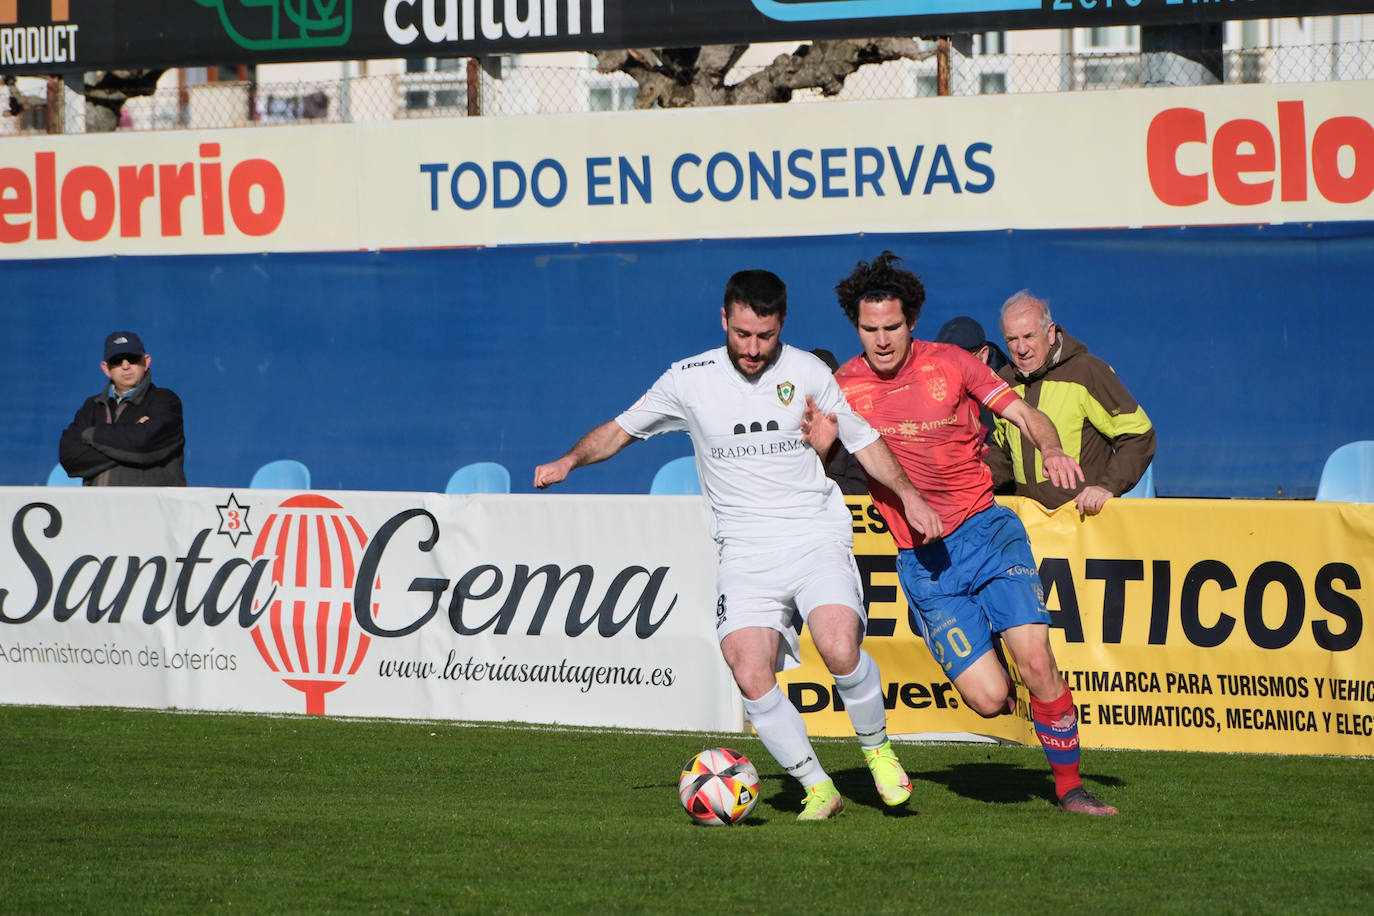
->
xmin=47 ymin=463 xmax=80 ymax=486
xmin=445 ymin=461 xmax=511 ymax=494
xmin=650 ymin=456 xmax=701 ymax=495
xmin=1122 ymin=461 xmax=1155 ymax=498
xmin=1315 ymin=441 xmax=1374 ymax=502
xmin=250 ymin=459 xmax=312 ymax=490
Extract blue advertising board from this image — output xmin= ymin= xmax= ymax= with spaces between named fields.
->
xmin=12 ymin=221 xmax=1373 ymax=498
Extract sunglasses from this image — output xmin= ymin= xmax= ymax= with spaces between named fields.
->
xmin=106 ymin=354 xmax=144 ymax=367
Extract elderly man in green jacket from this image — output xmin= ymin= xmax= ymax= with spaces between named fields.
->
xmin=988 ymin=292 xmax=1155 ymax=516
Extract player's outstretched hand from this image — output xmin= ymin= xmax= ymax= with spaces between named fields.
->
xmin=533 ymin=460 xmax=569 ymax=489
xmin=800 ymin=396 xmax=838 ymax=454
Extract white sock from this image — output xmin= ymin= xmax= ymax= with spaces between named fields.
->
xmin=832 ymin=650 xmax=889 ymax=749
xmin=741 ymin=685 xmax=827 ymax=787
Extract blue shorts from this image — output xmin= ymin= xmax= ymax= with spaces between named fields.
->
xmin=896 ymin=504 xmax=1049 ymax=681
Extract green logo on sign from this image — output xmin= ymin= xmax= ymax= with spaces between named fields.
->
xmin=194 ymin=0 xmax=352 ymax=51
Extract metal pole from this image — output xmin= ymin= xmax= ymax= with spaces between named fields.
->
xmin=339 ymin=61 xmax=352 ymax=123
xmin=466 ymin=58 xmax=481 ymax=116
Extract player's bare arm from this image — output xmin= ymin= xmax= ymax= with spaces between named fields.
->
xmin=803 ymin=395 xmax=940 ymax=542
xmin=851 ymin=438 xmax=943 ymax=544
xmin=1001 ymin=400 xmax=1085 ymax=491
xmin=534 ymin=420 xmax=636 ymax=489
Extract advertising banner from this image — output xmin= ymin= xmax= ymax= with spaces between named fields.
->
xmin=2 ymin=1 xmax=1367 ymax=76
xmin=1 ymin=79 xmax=1370 ymax=259
xmin=780 ymin=496 xmax=1374 ymax=756
xmin=0 ymin=487 xmax=742 ymax=732
xmin=4 ymin=487 xmax=1371 ymax=756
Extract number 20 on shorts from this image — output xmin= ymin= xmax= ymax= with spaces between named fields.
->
xmin=932 ymin=626 xmax=973 ymax=673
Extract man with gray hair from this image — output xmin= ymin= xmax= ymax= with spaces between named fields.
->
xmin=989 ymin=292 xmax=1154 ymax=515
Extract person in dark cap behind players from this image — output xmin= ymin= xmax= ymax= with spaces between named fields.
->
xmin=935 ymin=316 xmax=1010 ymax=375
xmin=934 ymin=316 xmax=1011 ymax=455
xmin=58 ymin=330 xmax=187 ymax=486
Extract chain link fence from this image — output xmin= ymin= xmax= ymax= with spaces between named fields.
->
xmin=5 ymin=40 xmax=1373 ymax=135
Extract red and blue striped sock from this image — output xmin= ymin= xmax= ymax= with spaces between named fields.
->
xmin=1030 ymin=687 xmax=1082 ymax=800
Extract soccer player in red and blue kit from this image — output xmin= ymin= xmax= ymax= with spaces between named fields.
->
xmin=802 ymin=251 xmax=1118 ymax=815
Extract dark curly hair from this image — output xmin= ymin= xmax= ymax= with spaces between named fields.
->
xmin=834 ymin=251 xmax=926 ymax=327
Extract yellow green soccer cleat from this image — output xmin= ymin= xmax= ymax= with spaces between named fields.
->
xmin=863 ymin=740 xmax=913 ymax=806
xmin=796 ymin=779 xmax=845 ymax=821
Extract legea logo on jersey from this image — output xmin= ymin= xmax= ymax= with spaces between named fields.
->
xmin=193 ymin=0 xmax=352 ymax=51
xmin=749 ymin=0 xmax=1036 ymax=23
xmin=249 ymin=494 xmax=375 ymax=715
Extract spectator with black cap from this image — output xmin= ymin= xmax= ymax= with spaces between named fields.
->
xmin=58 ymin=330 xmax=187 ymax=486
xmin=935 ymin=315 xmax=1010 ymax=374
xmin=934 ymin=316 xmax=1010 ymax=454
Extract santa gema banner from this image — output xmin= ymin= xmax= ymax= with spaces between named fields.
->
xmin=0 ymin=488 xmax=740 ymax=732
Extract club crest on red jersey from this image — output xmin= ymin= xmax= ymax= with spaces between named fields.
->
xmin=920 ymin=364 xmax=948 ymax=402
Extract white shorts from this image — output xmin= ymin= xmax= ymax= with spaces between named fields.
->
xmin=714 ymin=538 xmax=867 ymax=672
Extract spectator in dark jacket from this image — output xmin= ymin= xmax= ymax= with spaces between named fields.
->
xmin=934 ymin=316 xmax=1010 ymax=455
xmin=935 ymin=315 xmax=1010 ymax=375
xmin=59 ymin=330 xmax=187 ymax=486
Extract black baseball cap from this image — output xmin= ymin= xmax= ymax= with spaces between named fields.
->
xmin=104 ymin=331 xmax=146 ymax=362
xmin=934 ymin=316 xmax=986 ymax=352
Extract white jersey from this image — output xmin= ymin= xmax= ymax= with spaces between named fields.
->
xmin=617 ymin=343 xmax=880 ymax=550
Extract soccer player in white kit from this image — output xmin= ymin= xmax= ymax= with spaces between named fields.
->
xmin=534 ymin=269 xmax=941 ymax=820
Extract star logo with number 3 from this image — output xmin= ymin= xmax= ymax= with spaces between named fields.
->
xmin=216 ymin=493 xmax=253 ymax=546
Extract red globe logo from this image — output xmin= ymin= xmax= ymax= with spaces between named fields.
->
xmin=249 ymin=494 xmax=376 ymax=714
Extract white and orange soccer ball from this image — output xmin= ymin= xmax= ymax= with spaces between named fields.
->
xmin=678 ymin=748 xmax=760 ymax=826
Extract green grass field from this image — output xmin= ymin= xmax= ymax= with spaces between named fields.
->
xmin=1 ymin=705 xmax=1370 ymax=914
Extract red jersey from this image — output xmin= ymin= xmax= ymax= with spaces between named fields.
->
xmin=836 ymin=340 xmax=1020 ymax=547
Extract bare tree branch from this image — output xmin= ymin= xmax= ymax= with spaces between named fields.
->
xmin=2 ymin=74 xmax=43 ymax=118
xmin=596 ymin=39 xmax=934 ymax=109
xmin=2 ymin=68 xmax=165 ymax=132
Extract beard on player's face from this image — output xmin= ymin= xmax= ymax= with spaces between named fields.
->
xmin=723 ymin=304 xmax=782 ymax=381
xmin=727 ymin=336 xmax=779 ymax=379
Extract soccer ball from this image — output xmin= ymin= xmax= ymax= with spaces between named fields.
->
xmin=678 ymin=747 xmax=760 ymax=826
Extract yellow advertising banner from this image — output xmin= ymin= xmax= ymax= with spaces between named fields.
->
xmin=778 ymin=496 xmax=1374 ymax=756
